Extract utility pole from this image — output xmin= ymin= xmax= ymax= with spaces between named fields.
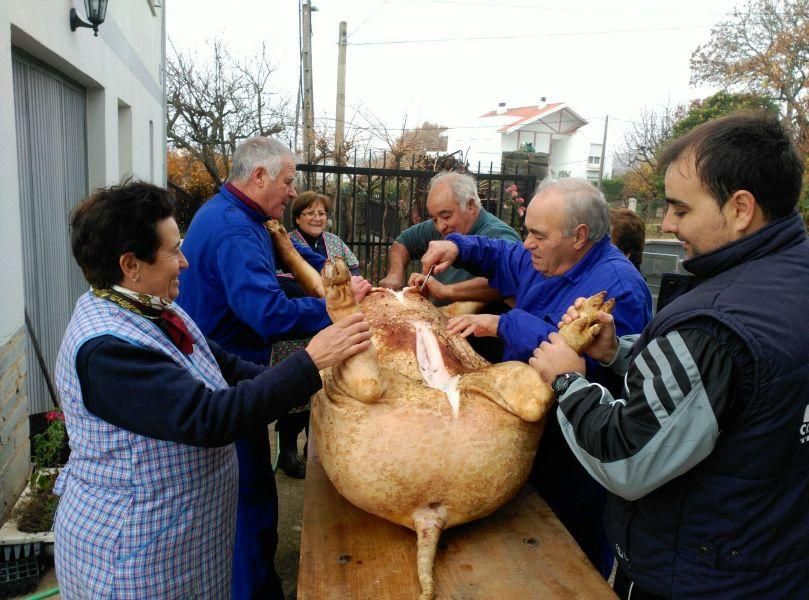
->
xmin=334 ymin=21 xmax=347 ymax=165
xmin=598 ymin=114 xmax=609 ymax=185
xmin=302 ymin=1 xmax=315 ymax=160
xmin=294 ymin=0 xmax=303 ymax=152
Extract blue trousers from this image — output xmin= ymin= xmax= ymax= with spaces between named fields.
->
xmin=232 ymin=429 xmax=285 ymax=600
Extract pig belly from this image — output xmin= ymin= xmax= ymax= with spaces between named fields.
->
xmin=312 ymin=368 xmax=544 ymax=530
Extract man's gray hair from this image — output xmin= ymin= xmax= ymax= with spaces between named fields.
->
xmin=429 ymin=171 xmax=481 ymax=211
xmin=535 ymin=177 xmax=610 ymax=241
xmin=229 ymin=136 xmax=295 ymax=183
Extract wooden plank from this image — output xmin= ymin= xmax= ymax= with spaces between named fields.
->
xmin=298 ymin=433 xmax=616 ymax=599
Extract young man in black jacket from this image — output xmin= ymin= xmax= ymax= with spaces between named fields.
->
xmin=531 ymin=112 xmax=809 ymax=599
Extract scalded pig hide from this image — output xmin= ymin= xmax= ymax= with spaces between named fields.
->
xmin=312 ymin=259 xmax=554 ymax=599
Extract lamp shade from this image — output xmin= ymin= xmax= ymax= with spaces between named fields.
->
xmin=84 ymin=0 xmax=109 ymax=26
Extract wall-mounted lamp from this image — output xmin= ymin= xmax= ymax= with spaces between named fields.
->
xmin=70 ymin=0 xmax=109 ymax=37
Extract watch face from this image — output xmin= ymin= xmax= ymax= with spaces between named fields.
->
xmin=553 ymin=372 xmax=578 ymax=396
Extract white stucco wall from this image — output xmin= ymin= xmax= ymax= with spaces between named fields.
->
xmin=549 ymin=124 xmax=610 ymax=182
xmin=445 ymin=121 xmax=504 ymax=172
xmin=446 ymin=113 xmax=599 ymax=175
xmin=0 ymin=0 xmax=165 ymax=342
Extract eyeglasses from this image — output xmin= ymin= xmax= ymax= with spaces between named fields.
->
xmin=301 ymin=210 xmax=327 ymax=218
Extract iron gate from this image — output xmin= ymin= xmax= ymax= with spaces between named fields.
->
xmin=294 ymin=153 xmax=536 ymax=284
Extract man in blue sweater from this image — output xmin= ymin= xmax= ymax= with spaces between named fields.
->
xmin=531 ymin=113 xmax=809 ymax=599
xmin=178 ymin=136 xmax=369 ymax=599
xmin=420 ymin=178 xmax=652 ymax=578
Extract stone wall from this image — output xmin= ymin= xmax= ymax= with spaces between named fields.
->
xmin=501 ymin=151 xmax=549 ymax=179
xmin=0 ymin=327 xmax=29 ymax=522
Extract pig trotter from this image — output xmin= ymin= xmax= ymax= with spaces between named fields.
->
xmin=413 ymin=504 xmax=447 ymax=600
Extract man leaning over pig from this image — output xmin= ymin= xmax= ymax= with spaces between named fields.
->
xmin=419 ymin=177 xmax=652 ymax=578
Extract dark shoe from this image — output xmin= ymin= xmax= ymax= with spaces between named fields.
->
xmin=278 ymin=446 xmax=306 ymax=479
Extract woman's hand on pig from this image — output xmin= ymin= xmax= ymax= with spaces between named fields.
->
xmin=306 ymin=312 xmax=372 ymax=370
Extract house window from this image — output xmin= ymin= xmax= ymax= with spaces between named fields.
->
xmin=588 ymin=155 xmax=601 ymax=167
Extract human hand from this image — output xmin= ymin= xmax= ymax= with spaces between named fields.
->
xmin=379 ymin=272 xmax=404 ymax=290
xmin=408 ymin=272 xmax=447 ymax=300
xmin=305 ymin=312 xmax=372 ymax=370
xmin=557 ymin=298 xmax=619 ymax=363
xmin=529 ymin=333 xmax=586 ymax=385
xmin=446 ymin=314 xmax=499 ymax=338
xmin=421 ymin=240 xmax=459 ymax=276
xmin=351 ymin=275 xmax=372 ymax=303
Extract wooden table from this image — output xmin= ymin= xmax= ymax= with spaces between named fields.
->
xmin=298 ymin=435 xmax=616 ymax=599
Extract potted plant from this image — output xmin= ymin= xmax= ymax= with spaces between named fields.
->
xmin=12 ymin=410 xmax=68 ymax=533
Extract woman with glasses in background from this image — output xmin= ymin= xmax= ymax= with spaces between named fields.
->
xmin=273 ymin=191 xmax=360 ymax=478
xmin=289 ymin=191 xmax=360 ymax=274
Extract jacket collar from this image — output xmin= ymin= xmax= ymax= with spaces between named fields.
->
xmin=557 ymin=236 xmax=613 ymax=283
xmin=221 ymin=183 xmax=269 ymax=222
xmin=683 ymin=212 xmax=806 ymax=279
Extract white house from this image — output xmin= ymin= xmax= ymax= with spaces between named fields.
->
xmin=0 ymin=0 xmax=166 ymax=519
xmin=444 ymin=102 xmax=609 ymax=182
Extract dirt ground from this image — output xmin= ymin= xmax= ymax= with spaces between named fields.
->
xmin=273 ymin=427 xmax=307 ymax=600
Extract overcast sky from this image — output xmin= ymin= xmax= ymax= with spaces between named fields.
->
xmin=166 ymin=0 xmax=743 ymax=159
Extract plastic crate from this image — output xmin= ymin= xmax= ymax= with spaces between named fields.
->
xmin=0 ymin=542 xmax=43 ymax=598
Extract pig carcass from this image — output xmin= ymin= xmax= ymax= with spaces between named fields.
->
xmin=312 ymin=258 xmax=613 ymax=599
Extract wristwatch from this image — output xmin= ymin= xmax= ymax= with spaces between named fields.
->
xmin=551 ymin=372 xmax=583 ymax=398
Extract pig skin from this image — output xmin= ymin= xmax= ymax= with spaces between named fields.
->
xmin=313 ymin=258 xmax=552 ymax=599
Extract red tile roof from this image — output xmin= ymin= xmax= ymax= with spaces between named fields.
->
xmin=480 ymin=103 xmax=566 ymax=132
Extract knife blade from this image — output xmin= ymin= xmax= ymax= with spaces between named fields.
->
xmin=419 ymin=264 xmax=435 ymax=293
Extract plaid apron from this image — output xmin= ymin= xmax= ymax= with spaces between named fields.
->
xmin=53 ymin=292 xmax=238 ymax=599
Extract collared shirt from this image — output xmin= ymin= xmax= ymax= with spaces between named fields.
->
xmin=395 ymin=209 xmax=522 ymax=287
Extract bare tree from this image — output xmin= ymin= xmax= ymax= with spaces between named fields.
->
xmin=166 ymin=39 xmax=293 ymax=192
xmin=622 ymin=104 xmax=682 ymax=171
xmin=620 ymin=104 xmax=684 ymax=200
xmin=356 ymin=110 xmax=424 ymax=167
xmin=399 ymin=121 xmax=448 ymax=154
xmin=691 ymin=0 xmax=809 ymax=149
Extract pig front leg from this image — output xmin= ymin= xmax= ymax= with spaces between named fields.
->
xmin=264 ymin=220 xmax=325 ymax=298
xmin=322 ymin=258 xmax=384 ymax=403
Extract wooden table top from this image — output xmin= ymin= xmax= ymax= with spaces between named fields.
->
xmin=298 ymin=434 xmax=616 ymax=599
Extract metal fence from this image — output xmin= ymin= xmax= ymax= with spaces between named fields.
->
xmin=292 ymin=152 xmax=537 ymax=284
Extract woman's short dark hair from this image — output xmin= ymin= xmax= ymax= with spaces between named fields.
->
xmin=610 ymin=208 xmax=645 ymax=270
xmin=658 ymin=112 xmax=804 ymax=221
xmin=291 ymin=191 xmax=332 ymax=220
xmin=70 ymin=181 xmax=176 ymax=288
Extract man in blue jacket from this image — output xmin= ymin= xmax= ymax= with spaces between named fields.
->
xmin=178 ymin=136 xmax=369 ymax=599
xmin=420 ymin=178 xmax=652 ymax=577
xmin=531 ymin=113 xmax=809 ymax=599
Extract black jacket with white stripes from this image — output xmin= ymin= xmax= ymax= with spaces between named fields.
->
xmin=555 ymin=213 xmax=809 ymax=598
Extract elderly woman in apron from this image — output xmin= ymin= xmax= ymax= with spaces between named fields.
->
xmin=53 ymin=182 xmax=371 ymax=598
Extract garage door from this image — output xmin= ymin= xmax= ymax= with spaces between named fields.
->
xmin=13 ymin=51 xmax=88 ymax=413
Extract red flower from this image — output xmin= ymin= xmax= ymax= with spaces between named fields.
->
xmin=46 ymin=410 xmax=65 ymax=423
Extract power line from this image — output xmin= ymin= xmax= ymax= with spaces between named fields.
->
xmin=310 ymin=113 xmax=646 ymax=131
xmin=350 ymin=25 xmax=714 ymax=46
xmin=348 ymin=0 xmax=392 ymax=38
xmin=414 ymin=0 xmax=738 ymax=16
xmin=415 ymin=0 xmax=788 ymax=16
